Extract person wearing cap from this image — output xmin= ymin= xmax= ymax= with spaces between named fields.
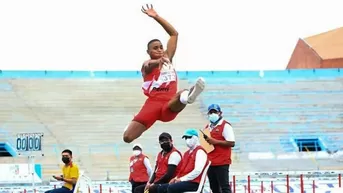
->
xmin=129 ymin=144 xmax=153 ymax=193
xmin=134 ymin=132 xmax=182 ymax=193
xmin=202 ymin=104 xmax=235 ymax=193
xmin=157 ymin=129 xmax=209 ymax=193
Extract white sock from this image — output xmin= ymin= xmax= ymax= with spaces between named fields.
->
xmin=179 ymin=90 xmax=189 ymax=104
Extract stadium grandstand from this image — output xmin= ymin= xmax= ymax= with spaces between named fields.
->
xmin=1 ymin=0 xmax=343 ymax=190
xmin=0 ymin=68 xmax=342 ymax=193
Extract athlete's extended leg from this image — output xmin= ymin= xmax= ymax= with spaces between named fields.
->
xmin=167 ymin=77 xmax=205 ymax=112
xmin=123 ymin=121 xmax=148 ymax=143
xmin=123 ymin=101 xmax=160 ymax=143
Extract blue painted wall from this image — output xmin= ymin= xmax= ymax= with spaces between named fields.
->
xmin=34 ymin=164 xmax=42 ymax=178
xmin=0 ymin=68 xmax=341 ymax=78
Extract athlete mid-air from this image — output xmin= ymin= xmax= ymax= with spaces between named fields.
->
xmin=123 ymin=4 xmax=205 ymax=143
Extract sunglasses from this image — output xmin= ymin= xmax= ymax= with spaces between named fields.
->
xmin=182 ymin=136 xmax=192 ymax=139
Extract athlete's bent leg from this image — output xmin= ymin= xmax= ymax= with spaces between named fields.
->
xmin=167 ymin=91 xmax=187 ymax=113
xmin=123 ymin=121 xmax=147 ymax=143
xmin=167 ymin=77 xmax=205 ymax=113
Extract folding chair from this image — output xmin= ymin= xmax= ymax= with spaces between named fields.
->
xmin=73 ymin=170 xmax=93 ymax=193
xmin=184 ymin=161 xmax=211 ymax=193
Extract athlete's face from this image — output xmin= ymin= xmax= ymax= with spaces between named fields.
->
xmin=147 ymin=41 xmax=164 ymax=59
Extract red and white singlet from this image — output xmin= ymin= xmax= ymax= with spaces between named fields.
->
xmin=141 ymin=61 xmax=178 ymax=101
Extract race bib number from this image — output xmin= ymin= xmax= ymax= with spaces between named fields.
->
xmin=160 ymin=70 xmax=176 ymax=83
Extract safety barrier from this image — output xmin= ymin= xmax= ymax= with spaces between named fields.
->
xmin=0 ymin=173 xmax=341 ymax=193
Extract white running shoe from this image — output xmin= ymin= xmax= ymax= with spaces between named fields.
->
xmin=187 ymin=77 xmax=205 ymax=104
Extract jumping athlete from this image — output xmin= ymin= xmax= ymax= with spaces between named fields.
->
xmin=123 ymin=4 xmax=205 ymax=143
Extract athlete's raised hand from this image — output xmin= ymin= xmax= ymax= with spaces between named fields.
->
xmin=141 ymin=4 xmax=158 ymax=18
xmin=142 ymin=4 xmax=178 ymax=61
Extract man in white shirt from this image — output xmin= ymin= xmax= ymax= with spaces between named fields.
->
xmin=203 ymin=104 xmax=235 ymax=193
xmin=134 ymin=132 xmax=182 ymax=193
xmin=129 ymin=144 xmax=153 ymax=193
xmin=157 ymin=129 xmax=209 ymax=193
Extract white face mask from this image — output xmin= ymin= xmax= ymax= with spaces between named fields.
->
xmin=132 ymin=150 xmax=141 ymax=156
xmin=185 ymin=136 xmax=198 ymax=149
xmin=208 ymin=113 xmax=220 ymax=123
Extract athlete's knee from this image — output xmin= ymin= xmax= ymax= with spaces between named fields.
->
xmin=122 ymin=121 xmax=149 ymax=143
xmin=123 ymin=135 xmax=133 ymax=143
xmin=123 ymin=131 xmax=133 ymax=143
xmin=122 ymin=125 xmax=132 ymax=143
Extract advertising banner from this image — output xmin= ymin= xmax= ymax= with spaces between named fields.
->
xmin=0 ymin=164 xmax=42 ymax=184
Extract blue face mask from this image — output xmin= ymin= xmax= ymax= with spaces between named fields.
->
xmin=208 ymin=113 xmax=220 ymax=123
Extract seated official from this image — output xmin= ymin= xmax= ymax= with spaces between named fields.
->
xmin=129 ymin=143 xmax=153 ymax=193
xmin=134 ymin=132 xmax=182 ymax=193
xmin=158 ymin=129 xmax=209 ymax=193
xmin=45 ymin=149 xmax=79 ymax=193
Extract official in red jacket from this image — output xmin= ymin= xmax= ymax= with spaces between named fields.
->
xmin=157 ymin=129 xmax=209 ymax=193
xmin=129 ymin=144 xmax=152 ymax=193
xmin=202 ymin=104 xmax=235 ymax=193
xmin=134 ymin=132 xmax=182 ymax=193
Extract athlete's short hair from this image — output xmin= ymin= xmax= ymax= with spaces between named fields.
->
xmin=147 ymin=39 xmax=161 ymax=49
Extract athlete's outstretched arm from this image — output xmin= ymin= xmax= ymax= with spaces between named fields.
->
xmin=153 ymin=15 xmax=178 ymax=61
xmin=141 ymin=4 xmax=178 ymax=61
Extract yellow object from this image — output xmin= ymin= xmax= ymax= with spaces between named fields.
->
xmin=198 ymin=129 xmax=214 ymax=153
xmin=62 ymin=163 xmax=80 ymax=190
xmin=304 ymin=147 xmax=319 ymax=167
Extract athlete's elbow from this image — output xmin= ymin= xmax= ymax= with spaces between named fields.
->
xmin=171 ymin=31 xmax=178 ymax=36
